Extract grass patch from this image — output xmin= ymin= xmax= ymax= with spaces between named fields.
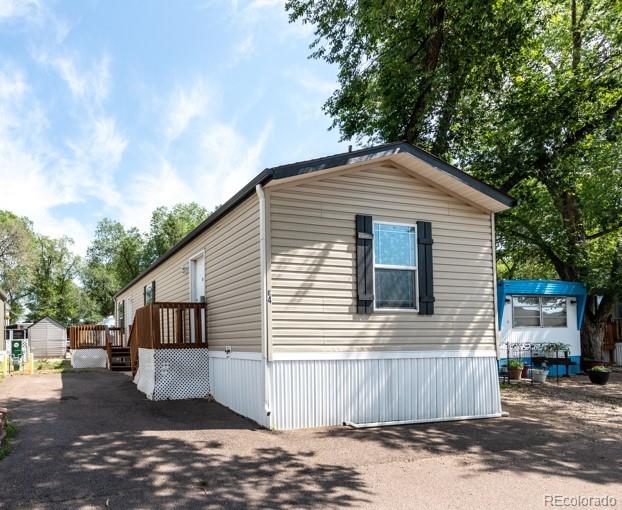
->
xmin=0 ymin=421 xmax=17 ymax=461
xmin=34 ymin=359 xmax=71 ymax=372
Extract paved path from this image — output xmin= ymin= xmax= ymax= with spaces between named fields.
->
xmin=0 ymin=371 xmax=620 ymax=509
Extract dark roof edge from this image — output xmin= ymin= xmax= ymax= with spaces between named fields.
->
xmin=28 ymin=316 xmax=68 ymax=330
xmin=113 ymin=141 xmax=514 ymax=300
xmin=396 ymin=143 xmax=515 ymax=208
xmin=113 ymin=169 xmax=273 ymax=298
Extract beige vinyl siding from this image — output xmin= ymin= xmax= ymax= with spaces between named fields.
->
xmin=29 ymin=319 xmax=67 ymax=359
xmin=268 ymin=164 xmax=496 ymax=352
xmin=116 ymin=195 xmax=262 ymax=352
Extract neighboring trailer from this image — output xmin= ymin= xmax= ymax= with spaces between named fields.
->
xmin=497 ymin=280 xmax=586 ymax=376
xmin=28 ymin=317 xmax=67 ymax=359
xmin=114 ymin=142 xmax=514 ymax=429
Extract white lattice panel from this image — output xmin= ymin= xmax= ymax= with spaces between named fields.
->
xmin=71 ymin=349 xmax=108 ymax=369
xmin=152 ymin=349 xmax=210 ymax=400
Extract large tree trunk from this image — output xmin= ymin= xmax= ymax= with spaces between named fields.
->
xmin=581 ymin=314 xmax=607 ymax=360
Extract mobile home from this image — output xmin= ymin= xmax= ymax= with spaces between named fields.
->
xmin=497 ymin=280 xmax=585 ymax=376
xmin=114 ymin=142 xmax=514 ymax=429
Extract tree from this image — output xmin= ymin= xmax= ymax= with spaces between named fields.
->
xmin=83 ymin=219 xmax=146 ymax=316
xmin=286 ymin=0 xmax=534 ymax=157
xmin=289 ymin=0 xmax=622 ymax=358
xmin=0 ymin=210 xmax=35 ymax=321
xmin=144 ymin=203 xmax=208 ymax=263
xmin=26 ymin=236 xmax=98 ymax=324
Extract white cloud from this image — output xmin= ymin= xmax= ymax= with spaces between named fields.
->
xmin=231 ymin=33 xmax=255 ymax=65
xmin=164 ymin=80 xmax=211 ymax=142
xmin=0 ymin=0 xmax=41 ymax=21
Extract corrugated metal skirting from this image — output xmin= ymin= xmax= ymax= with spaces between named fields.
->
xmin=269 ymin=355 xmax=501 ymax=430
xmin=209 ymin=356 xmax=266 ymax=426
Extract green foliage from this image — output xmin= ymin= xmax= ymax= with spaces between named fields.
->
xmin=83 ymin=203 xmax=209 ymax=316
xmin=0 ymin=211 xmax=36 ymax=321
xmin=589 ymin=365 xmax=610 ymax=373
xmin=290 ymin=0 xmax=622 ymax=357
xmin=26 ymin=236 xmax=100 ymax=324
xmin=144 ymin=202 xmax=208 ymax=263
xmin=0 ymin=421 xmax=17 ymax=461
xmin=507 ymin=359 xmax=524 ymax=369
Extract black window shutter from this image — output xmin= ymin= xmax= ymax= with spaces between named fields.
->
xmin=417 ymin=221 xmax=435 ymax=315
xmin=356 ymin=214 xmax=374 ymax=314
xmin=143 ymin=286 xmax=146 ymax=305
xmin=152 ymin=280 xmax=156 ymax=303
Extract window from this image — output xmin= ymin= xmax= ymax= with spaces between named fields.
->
xmin=615 ymin=302 xmax=622 ymax=319
xmin=118 ymin=301 xmax=125 ymax=330
xmin=144 ymin=281 xmax=155 ymax=305
xmin=373 ymin=222 xmax=417 ymax=309
xmin=512 ymin=296 xmax=567 ymax=328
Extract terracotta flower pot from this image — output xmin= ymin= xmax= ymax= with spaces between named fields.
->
xmin=588 ymin=370 xmax=610 ymax=385
xmin=508 ymin=367 xmax=523 ymax=380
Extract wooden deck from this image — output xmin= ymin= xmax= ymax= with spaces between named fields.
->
xmin=128 ymin=302 xmax=207 ymax=375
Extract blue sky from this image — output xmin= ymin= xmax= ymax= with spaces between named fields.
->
xmin=0 ymin=0 xmax=346 ymax=254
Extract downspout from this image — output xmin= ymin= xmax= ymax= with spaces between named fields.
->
xmin=491 ymin=212 xmax=500 ymax=360
xmin=256 ymin=184 xmax=272 ymax=425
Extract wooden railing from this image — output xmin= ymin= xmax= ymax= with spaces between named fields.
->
xmin=69 ymin=325 xmax=124 ymax=349
xmin=128 ymin=302 xmax=207 ymax=375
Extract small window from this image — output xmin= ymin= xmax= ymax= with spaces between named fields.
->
xmin=615 ymin=303 xmax=622 ymax=319
xmin=118 ymin=301 xmax=125 ymax=330
xmin=373 ymin=223 xmax=417 ymax=309
xmin=512 ymin=296 xmax=567 ymax=328
xmin=542 ymin=297 xmax=567 ymax=327
xmin=144 ymin=281 xmax=155 ymax=305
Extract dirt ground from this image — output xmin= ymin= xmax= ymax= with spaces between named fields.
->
xmin=0 ymin=370 xmax=621 ymax=510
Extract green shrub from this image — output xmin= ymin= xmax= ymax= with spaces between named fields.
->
xmin=589 ymin=365 xmax=610 ymax=373
xmin=507 ymin=359 xmax=524 ymax=369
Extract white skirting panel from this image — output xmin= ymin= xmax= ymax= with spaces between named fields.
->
xmin=71 ymin=349 xmax=108 ymax=369
xmin=135 ymin=348 xmax=155 ymax=398
xmin=209 ymin=354 xmax=266 ymax=427
xmin=269 ymin=353 xmax=501 ymax=430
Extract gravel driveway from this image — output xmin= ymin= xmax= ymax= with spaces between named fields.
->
xmin=0 ymin=370 xmax=621 ymax=509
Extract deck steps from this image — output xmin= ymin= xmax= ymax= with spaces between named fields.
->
xmin=109 ymin=346 xmax=131 ymax=372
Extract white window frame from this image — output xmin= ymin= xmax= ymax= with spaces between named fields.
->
xmin=511 ymin=295 xmax=568 ymax=329
xmin=372 ymin=221 xmax=419 ymax=312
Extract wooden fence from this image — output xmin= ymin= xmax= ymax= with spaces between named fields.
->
xmin=69 ymin=325 xmax=124 ymax=350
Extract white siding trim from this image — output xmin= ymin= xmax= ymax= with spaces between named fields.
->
xmin=272 ymin=350 xmax=497 ymax=361
xmin=209 ymin=350 xmax=263 ymax=360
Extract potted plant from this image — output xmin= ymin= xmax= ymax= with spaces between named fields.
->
xmin=583 ymin=357 xmax=607 ymax=371
xmin=507 ymin=359 xmax=524 ymax=380
xmin=587 ymin=365 xmax=610 ymax=385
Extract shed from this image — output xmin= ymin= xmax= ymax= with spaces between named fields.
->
xmin=28 ymin=317 xmax=67 ymax=359
xmin=497 ymin=280 xmax=586 ymax=375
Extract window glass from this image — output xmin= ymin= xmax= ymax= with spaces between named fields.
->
xmin=144 ymin=282 xmax=154 ymax=305
xmin=542 ymin=297 xmax=567 ymax=327
xmin=375 ymin=269 xmax=416 ymax=309
xmin=374 ymin=223 xmax=417 ymax=267
xmin=512 ymin=296 xmax=541 ymax=327
xmin=615 ymin=303 xmax=622 ymax=319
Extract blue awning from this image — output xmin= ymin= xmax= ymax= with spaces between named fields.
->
xmin=497 ymin=280 xmax=587 ymax=330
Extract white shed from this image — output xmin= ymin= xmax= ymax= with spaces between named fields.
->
xmin=28 ymin=317 xmax=67 ymax=359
